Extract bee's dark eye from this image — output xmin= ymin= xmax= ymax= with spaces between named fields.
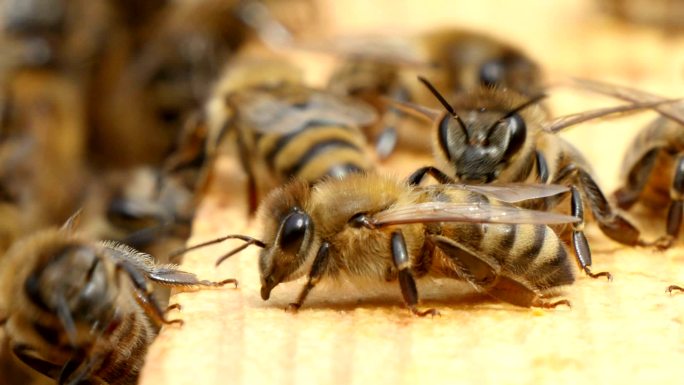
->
xmin=479 ymin=59 xmax=505 ymax=87
xmin=502 ymin=113 xmax=526 ymax=160
xmin=279 ymin=210 xmax=310 ymax=254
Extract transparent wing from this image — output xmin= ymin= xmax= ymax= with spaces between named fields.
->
xmin=293 ymin=34 xmax=431 ymax=68
xmin=239 ymin=88 xmax=377 ymax=134
xmin=443 ymin=183 xmax=570 ymax=203
xmin=382 ymin=97 xmax=441 ymax=122
xmin=571 ymin=77 xmax=684 ymax=125
xmin=544 ymin=98 xmax=683 ymax=133
xmin=372 ymin=201 xmax=579 ymax=226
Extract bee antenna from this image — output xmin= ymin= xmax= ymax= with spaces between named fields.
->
xmin=215 ymin=238 xmax=264 ymax=266
xmin=418 ymin=76 xmax=469 ymax=140
xmin=170 ymin=234 xmax=265 ymax=259
xmin=486 ymin=93 xmax=547 ymax=135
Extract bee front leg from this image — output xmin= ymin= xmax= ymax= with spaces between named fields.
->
xmin=613 ymin=148 xmax=660 ymax=210
xmin=658 ymin=153 xmax=684 ymax=250
xmin=430 ymin=235 xmax=570 ymax=308
xmin=391 ymin=231 xmax=438 ymax=316
xmin=407 ymin=166 xmax=454 ymax=186
xmin=553 ymin=164 xmax=630 ymax=277
xmin=115 ymin=262 xmax=183 ymax=327
xmin=12 ymin=344 xmax=63 ymax=379
xmin=58 ymin=353 xmax=101 ymax=385
xmin=287 ymin=242 xmax=331 ymax=313
xmin=569 ymin=186 xmax=612 ymax=280
xmin=375 ymin=86 xmax=410 ymax=160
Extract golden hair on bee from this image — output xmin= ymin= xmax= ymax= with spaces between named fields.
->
xmin=178 ymin=172 xmax=579 ymax=315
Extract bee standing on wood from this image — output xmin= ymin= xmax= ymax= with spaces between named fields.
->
xmin=177 ymin=173 xmax=579 ymax=315
xmin=404 ymin=77 xmax=680 ymax=279
xmin=0 ymin=212 xmax=235 ymax=384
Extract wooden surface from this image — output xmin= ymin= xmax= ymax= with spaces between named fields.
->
xmin=140 ymin=1 xmax=684 ymax=384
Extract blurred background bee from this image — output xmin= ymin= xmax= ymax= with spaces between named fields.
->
xmin=561 ymin=78 xmax=684 ymax=251
xmin=182 ymin=172 xmax=580 ymax=314
xmin=0 ymin=213 xmax=234 ymax=384
xmin=168 ymin=55 xmax=378 ymax=213
xmin=320 ymin=28 xmax=543 ymax=158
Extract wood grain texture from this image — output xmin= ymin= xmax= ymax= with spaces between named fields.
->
xmin=139 ymin=0 xmax=684 ymax=384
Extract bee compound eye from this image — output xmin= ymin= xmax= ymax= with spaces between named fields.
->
xmin=502 ymin=113 xmax=526 ymax=160
xmin=279 ymin=211 xmax=310 ymax=254
xmin=479 ymin=59 xmax=505 ymax=87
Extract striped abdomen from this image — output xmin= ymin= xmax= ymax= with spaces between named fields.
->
xmin=92 ymin=310 xmax=157 ymax=385
xmin=431 ymin=190 xmax=575 ymax=291
xmin=9 ymin=297 xmax=156 ymax=385
xmin=257 ymin=121 xmax=373 ymax=184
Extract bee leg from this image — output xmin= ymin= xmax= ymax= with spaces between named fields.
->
xmin=375 ymin=86 xmax=410 ymax=160
xmin=391 ymin=232 xmax=439 ymax=316
xmin=146 ymin=267 xmax=238 ymax=288
xmin=12 ymin=344 xmax=63 ymax=379
xmin=58 ymin=353 xmax=100 ymax=385
xmin=431 ymin=235 xmax=569 ymax=308
xmin=115 ymin=262 xmax=183 ymax=327
xmin=613 ymin=148 xmax=660 ymax=210
xmin=667 ymin=285 xmax=684 ymax=293
xmin=246 ymin=171 xmax=259 ymax=215
xmin=235 ymin=132 xmax=260 ymax=214
xmin=407 ymin=166 xmax=454 ymax=186
xmin=656 ymin=153 xmax=684 ymax=250
xmin=287 ymin=242 xmax=331 ymax=313
xmin=535 ymin=150 xmax=549 ymax=183
xmin=569 ymin=186 xmax=612 ymax=280
xmin=555 ymin=164 xmax=642 ymax=247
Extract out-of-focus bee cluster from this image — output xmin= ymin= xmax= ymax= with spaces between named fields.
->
xmin=1 ymin=0 xmax=683 ymax=384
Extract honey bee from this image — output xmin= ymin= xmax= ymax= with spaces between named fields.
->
xmin=178 ymin=172 xmax=579 ymax=315
xmin=561 ymin=78 xmax=684 ymax=252
xmin=404 ymin=77 xmax=681 ymax=279
xmin=86 ymin=166 xmax=196 ymax=262
xmin=324 ymin=28 xmax=543 ymax=157
xmin=175 ymin=56 xmax=377 ymax=213
xmin=0 ymin=212 xmax=235 ymax=384
xmin=94 ymin=0 xmax=317 ymax=168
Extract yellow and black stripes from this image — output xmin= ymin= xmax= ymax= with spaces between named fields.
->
xmin=256 ymin=122 xmax=372 ymax=184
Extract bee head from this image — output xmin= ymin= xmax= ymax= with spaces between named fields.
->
xmin=25 ymin=242 xmax=117 ymax=346
xmin=419 ymin=78 xmax=544 ymax=183
xmin=257 ymin=179 xmax=317 ymax=301
xmin=478 ymin=53 xmax=541 ymax=96
xmin=438 ymin=108 xmax=528 ymax=183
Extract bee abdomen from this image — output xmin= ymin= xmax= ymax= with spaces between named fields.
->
xmin=96 ymin=312 xmax=156 ymax=385
xmin=268 ymin=125 xmax=371 ymax=182
xmin=505 ymin=224 xmax=575 ymax=288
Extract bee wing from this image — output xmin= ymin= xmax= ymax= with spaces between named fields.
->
xmin=382 ymin=97 xmax=441 ymax=122
xmin=571 ymin=77 xmax=684 ymax=125
xmin=544 ymin=98 xmax=683 ymax=133
xmin=446 ymin=183 xmax=569 ymax=203
xmin=373 ymin=201 xmax=579 ymax=226
xmin=293 ymin=34 xmax=431 ymax=68
xmin=241 ymin=89 xmax=377 ymax=134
